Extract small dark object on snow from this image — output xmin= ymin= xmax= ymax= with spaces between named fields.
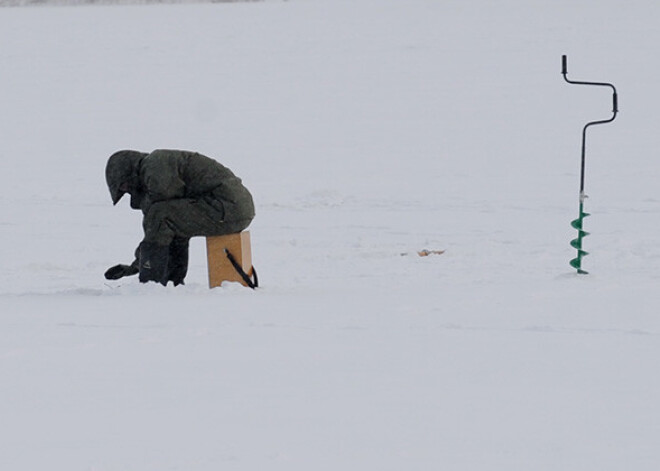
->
xmin=417 ymin=249 xmax=445 ymax=257
xmin=400 ymin=249 xmax=445 ymax=257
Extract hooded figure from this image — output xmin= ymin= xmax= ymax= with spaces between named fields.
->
xmin=104 ymin=149 xmax=255 ymax=286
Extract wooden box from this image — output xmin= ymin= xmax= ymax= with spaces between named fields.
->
xmin=206 ymin=231 xmax=254 ymax=288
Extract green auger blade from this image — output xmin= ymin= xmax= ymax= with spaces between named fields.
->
xmin=570 ymin=213 xmax=590 ymax=230
xmin=570 ymin=205 xmax=590 ymax=274
xmin=570 ymin=238 xmax=590 ymax=250
xmin=569 ymin=255 xmax=589 ymax=274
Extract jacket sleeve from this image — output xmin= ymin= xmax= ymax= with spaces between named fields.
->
xmin=142 ymin=152 xmax=186 ymax=205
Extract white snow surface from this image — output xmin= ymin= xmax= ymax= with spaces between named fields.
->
xmin=2 ymin=1 xmax=660 ymax=469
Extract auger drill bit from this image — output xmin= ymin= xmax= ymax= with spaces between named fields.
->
xmin=561 ymin=55 xmax=618 ymax=274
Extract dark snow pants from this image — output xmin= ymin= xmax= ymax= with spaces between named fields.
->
xmin=142 ymin=197 xmax=253 ymax=247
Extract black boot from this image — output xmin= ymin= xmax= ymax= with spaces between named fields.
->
xmin=139 ymin=242 xmax=170 ymax=286
xmin=168 ymin=237 xmax=189 ymax=286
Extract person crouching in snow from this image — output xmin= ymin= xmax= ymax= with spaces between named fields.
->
xmin=104 ymin=149 xmax=255 ymax=286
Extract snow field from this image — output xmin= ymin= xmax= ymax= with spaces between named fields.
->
xmin=1 ymin=1 xmax=660 ymax=469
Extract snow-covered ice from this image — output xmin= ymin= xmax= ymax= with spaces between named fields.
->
xmin=2 ymin=0 xmax=660 ymax=469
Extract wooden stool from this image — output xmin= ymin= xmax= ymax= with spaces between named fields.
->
xmin=206 ymin=231 xmax=257 ymax=289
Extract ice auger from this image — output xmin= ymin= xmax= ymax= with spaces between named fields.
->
xmin=561 ymin=55 xmax=618 ymax=274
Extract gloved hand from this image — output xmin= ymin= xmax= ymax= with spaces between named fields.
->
xmin=104 ymin=264 xmax=139 ymax=280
